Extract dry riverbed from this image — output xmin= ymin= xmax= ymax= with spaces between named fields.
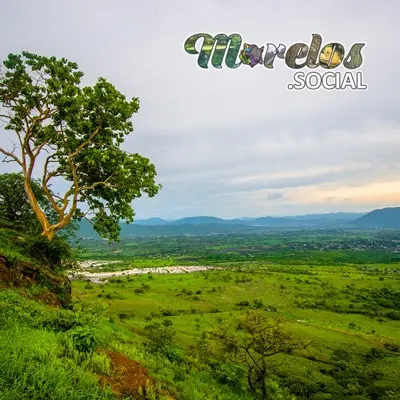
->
xmin=68 ymin=262 xmax=216 ymax=283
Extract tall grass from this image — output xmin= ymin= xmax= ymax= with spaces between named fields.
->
xmin=0 ymin=320 xmax=116 ymax=400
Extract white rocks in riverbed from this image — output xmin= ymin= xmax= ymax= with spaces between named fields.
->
xmin=68 ymin=265 xmax=215 ymax=283
xmin=76 ymin=260 xmax=123 ymax=270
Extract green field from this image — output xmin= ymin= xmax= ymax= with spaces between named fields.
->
xmin=72 ymin=256 xmax=400 ymax=400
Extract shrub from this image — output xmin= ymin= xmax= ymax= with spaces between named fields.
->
xmin=118 ymin=312 xmax=135 ymax=321
xmin=23 ymin=234 xmax=72 ymax=269
xmin=40 ymin=308 xmax=84 ymax=332
xmin=214 ymin=362 xmax=245 ymax=387
xmin=383 ymin=342 xmax=400 ymax=352
xmin=159 ymin=308 xmax=176 ymax=316
xmin=364 ymin=347 xmax=385 ymax=361
xmin=69 ymin=327 xmax=97 ymax=353
xmin=348 ymin=322 xmax=357 ymax=330
xmin=162 ymin=319 xmax=173 ymax=327
xmin=252 ymin=299 xmax=264 ymax=309
xmin=236 ymin=300 xmax=250 ymax=307
xmin=84 ymin=283 xmax=94 ymax=290
xmin=144 ymin=323 xmax=175 ymax=349
xmin=385 ymin=311 xmax=400 ymax=320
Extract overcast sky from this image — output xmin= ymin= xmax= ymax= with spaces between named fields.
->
xmin=1 ymin=0 xmax=399 ymax=218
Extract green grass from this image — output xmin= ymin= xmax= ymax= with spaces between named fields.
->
xmin=0 ymin=290 xmax=117 ymax=400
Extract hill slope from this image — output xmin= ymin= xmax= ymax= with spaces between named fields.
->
xmin=355 ymin=207 xmax=400 ymax=228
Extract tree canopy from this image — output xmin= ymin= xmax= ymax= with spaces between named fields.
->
xmin=0 ymin=51 xmax=160 ymax=241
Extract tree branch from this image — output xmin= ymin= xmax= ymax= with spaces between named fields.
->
xmin=0 ymin=146 xmax=23 ymax=167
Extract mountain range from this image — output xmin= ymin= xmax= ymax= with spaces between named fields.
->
xmin=76 ymin=207 xmax=400 ymax=238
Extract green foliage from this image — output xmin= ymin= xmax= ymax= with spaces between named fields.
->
xmin=0 ymin=52 xmax=161 ymax=241
xmin=69 ymin=326 xmax=97 ymax=353
xmin=0 ymin=173 xmax=76 ymax=268
xmin=0 ymin=173 xmax=46 ymax=226
xmin=209 ymin=310 xmax=309 ymax=399
xmin=212 ymin=362 xmax=246 ymax=387
xmin=0 ymin=290 xmax=113 ymax=399
xmin=23 ymin=233 xmax=72 ymax=268
xmin=144 ymin=322 xmax=176 ymax=350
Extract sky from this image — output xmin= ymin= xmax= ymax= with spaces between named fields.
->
xmin=0 ymin=0 xmax=399 ymax=219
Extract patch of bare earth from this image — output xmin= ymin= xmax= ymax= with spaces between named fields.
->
xmin=99 ymin=350 xmax=175 ymax=399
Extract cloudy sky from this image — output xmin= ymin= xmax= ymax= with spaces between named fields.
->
xmin=1 ymin=0 xmax=399 ymax=218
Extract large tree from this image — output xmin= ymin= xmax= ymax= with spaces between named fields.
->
xmin=0 ymin=52 xmax=160 ymax=241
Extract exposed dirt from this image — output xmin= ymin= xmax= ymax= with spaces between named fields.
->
xmin=0 ymin=254 xmax=72 ymax=307
xmin=99 ymin=350 xmax=177 ymax=399
xmin=99 ymin=350 xmax=156 ymax=398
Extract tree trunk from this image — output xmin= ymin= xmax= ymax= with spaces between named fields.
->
xmin=24 ymin=178 xmax=53 ymax=240
xmin=261 ymin=377 xmax=268 ymax=400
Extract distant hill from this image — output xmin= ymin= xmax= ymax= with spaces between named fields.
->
xmin=133 ymin=217 xmax=168 ymax=226
xmin=171 ymin=216 xmax=227 ymax=225
xmin=251 ymin=216 xmax=299 ymax=226
xmin=77 ymin=212 xmax=370 ymax=238
xmin=283 ymin=213 xmax=364 ymax=221
xmin=355 ymin=207 xmax=400 ymax=228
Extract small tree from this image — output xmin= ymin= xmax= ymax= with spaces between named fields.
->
xmin=209 ymin=310 xmax=310 ymax=399
xmin=0 ymin=52 xmax=160 ymax=241
xmin=0 ymin=172 xmax=76 ymax=267
xmin=0 ymin=172 xmax=48 ymax=227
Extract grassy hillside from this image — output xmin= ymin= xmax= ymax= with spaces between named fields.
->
xmin=1 ymin=223 xmax=400 ymax=399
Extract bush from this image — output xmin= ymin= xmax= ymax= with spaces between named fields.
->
xmin=159 ymin=308 xmax=176 ymax=316
xmin=69 ymin=327 xmax=97 ymax=353
xmin=84 ymin=283 xmax=94 ymax=290
xmin=118 ymin=311 xmax=135 ymax=321
xmin=144 ymin=323 xmax=175 ymax=350
xmin=214 ymin=363 xmax=245 ymax=387
xmin=40 ymin=308 xmax=84 ymax=332
xmin=385 ymin=311 xmax=400 ymax=320
xmin=383 ymin=342 xmax=400 ymax=352
xmin=23 ymin=234 xmax=72 ymax=269
xmin=162 ymin=319 xmax=173 ymax=327
xmin=252 ymin=299 xmax=264 ymax=309
xmin=364 ymin=347 xmax=385 ymax=362
xmin=236 ymin=300 xmax=250 ymax=307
